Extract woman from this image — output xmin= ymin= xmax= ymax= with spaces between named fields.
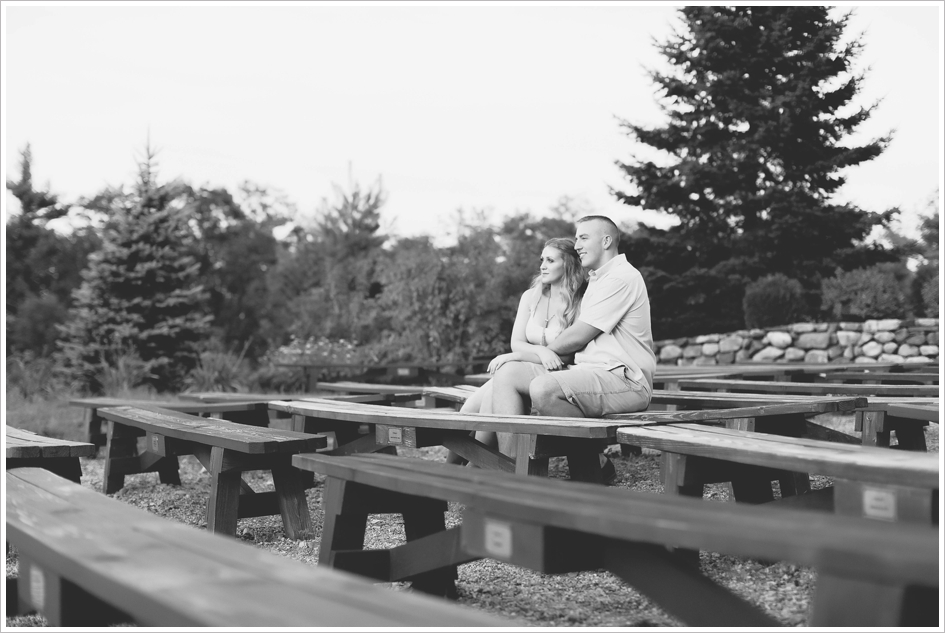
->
xmin=448 ymin=237 xmax=587 ymax=461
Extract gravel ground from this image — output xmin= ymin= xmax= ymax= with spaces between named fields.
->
xmin=5 ymin=414 xmax=939 ymax=628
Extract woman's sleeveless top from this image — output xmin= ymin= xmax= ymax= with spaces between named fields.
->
xmin=525 ymin=287 xmax=565 ymax=346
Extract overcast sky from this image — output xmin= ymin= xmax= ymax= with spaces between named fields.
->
xmin=3 ymin=2 xmax=942 ymax=243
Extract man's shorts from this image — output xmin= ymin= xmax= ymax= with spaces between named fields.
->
xmin=543 ymin=365 xmax=650 ymax=417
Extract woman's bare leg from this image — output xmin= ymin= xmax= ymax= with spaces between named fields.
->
xmin=490 ymin=362 xmax=538 ymax=457
xmin=447 ymin=380 xmax=493 ymax=465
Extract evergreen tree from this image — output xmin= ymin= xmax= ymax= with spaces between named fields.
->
xmin=614 ymin=6 xmax=900 ymax=333
xmin=6 ymin=145 xmax=100 ymax=355
xmin=57 ymin=144 xmax=211 ymax=392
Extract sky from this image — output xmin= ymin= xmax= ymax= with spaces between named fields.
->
xmin=2 ymin=1 xmax=943 ymax=244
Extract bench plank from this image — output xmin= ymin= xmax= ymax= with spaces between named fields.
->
xmin=677 ymin=378 xmax=939 ymax=397
xmin=5 ymin=468 xmax=508 ymax=627
xmin=6 ymin=427 xmax=97 ymax=459
xmin=616 ymin=424 xmax=939 ymax=488
xmin=98 ymin=406 xmax=318 ymax=454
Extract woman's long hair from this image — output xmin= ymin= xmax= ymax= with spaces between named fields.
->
xmin=529 ymin=237 xmax=587 ymax=328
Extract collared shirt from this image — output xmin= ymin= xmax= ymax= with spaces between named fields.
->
xmin=573 ymin=253 xmax=656 ymax=394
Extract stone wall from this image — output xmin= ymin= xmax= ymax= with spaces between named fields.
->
xmin=655 ymin=318 xmax=940 ymax=366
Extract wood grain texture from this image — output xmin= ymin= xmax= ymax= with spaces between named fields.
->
xmin=5 ymin=427 xmax=96 ymax=459
xmin=676 ymin=378 xmax=939 ymax=397
xmin=294 ymin=453 xmax=939 ymax=588
xmin=98 ymin=406 xmax=325 ymax=454
xmin=615 ymin=423 xmax=939 ymax=488
xmin=5 ymin=468 xmax=508 ymax=627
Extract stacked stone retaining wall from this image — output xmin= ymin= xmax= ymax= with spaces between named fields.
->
xmin=655 ymin=318 xmax=940 ymax=366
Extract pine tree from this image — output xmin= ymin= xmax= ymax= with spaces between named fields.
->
xmin=57 ymin=144 xmax=211 ymax=392
xmin=615 ymin=6 xmax=895 ymax=280
xmin=6 ymin=145 xmax=100 ymax=355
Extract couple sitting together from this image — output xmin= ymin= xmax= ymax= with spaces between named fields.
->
xmin=450 ymin=215 xmax=656 ymax=482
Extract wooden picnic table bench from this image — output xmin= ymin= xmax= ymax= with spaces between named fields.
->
xmin=293 ymin=452 xmax=939 ymax=627
xmin=271 ymin=396 xmax=861 ymax=484
xmin=310 ymin=381 xmax=426 ymax=396
xmin=70 ymin=397 xmax=273 ymax=450
xmin=675 ymin=378 xmax=940 ymax=450
xmin=615 ymin=423 xmax=939 ymax=524
xmin=5 ymin=467 xmax=509 ymax=627
xmin=812 ymin=371 xmax=939 ymax=385
xmin=5 ymin=426 xmax=96 ymax=484
xmin=675 ymin=377 xmax=939 ymax=397
xmin=96 ymin=405 xmax=327 ymax=539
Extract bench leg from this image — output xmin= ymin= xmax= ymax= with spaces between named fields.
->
xmin=17 ymin=555 xmax=130 ymax=626
xmin=890 ymin=422 xmax=928 ymax=452
xmin=318 ymin=478 xmax=369 ymax=567
xmin=660 ymin=454 xmax=703 ymax=566
xmin=402 ymin=500 xmax=458 ymax=598
xmin=858 ymin=411 xmax=891 ymax=448
xmin=810 ymin=573 xmax=936 ymax=626
xmin=206 ymin=446 xmax=242 ymax=537
xmin=155 ymin=455 xmax=182 ymax=487
xmin=103 ymin=421 xmax=140 ymax=494
xmin=565 ymin=450 xmax=605 ymax=484
xmin=513 ymin=434 xmax=548 ymax=477
xmin=84 ymin=408 xmax=107 ymax=453
xmin=271 ymin=461 xmax=315 ymax=540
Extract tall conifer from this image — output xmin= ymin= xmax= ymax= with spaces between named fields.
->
xmin=58 ymin=144 xmax=211 ymax=392
xmin=614 ymin=6 xmax=900 ymax=333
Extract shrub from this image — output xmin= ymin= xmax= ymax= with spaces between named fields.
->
xmin=95 ymin=345 xmax=156 ymax=397
xmin=742 ymin=274 xmax=806 ymax=329
xmin=820 ymin=263 xmax=912 ymax=320
xmin=5 ymin=352 xmax=72 ymax=400
xmin=181 ymin=341 xmax=253 ymax=393
xmin=921 ymin=271 xmax=939 ymax=317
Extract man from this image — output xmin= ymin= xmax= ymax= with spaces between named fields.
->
xmin=490 ymin=215 xmax=656 ymax=480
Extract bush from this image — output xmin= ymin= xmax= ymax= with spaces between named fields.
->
xmin=95 ymin=346 xmax=156 ymax=397
xmin=820 ymin=263 xmax=912 ymax=320
xmin=742 ymin=274 xmax=806 ymax=329
xmin=921 ymin=271 xmax=939 ymax=317
xmin=181 ymin=341 xmax=254 ymax=393
xmin=5 ymin=352 xmax=73 ymax=400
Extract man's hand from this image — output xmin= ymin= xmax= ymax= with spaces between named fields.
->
xmin=534 ymin=347 xmax=564 ymax=371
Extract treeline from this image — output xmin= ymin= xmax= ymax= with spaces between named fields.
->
xmin=5 ymin=144 xmax=586 ymax=394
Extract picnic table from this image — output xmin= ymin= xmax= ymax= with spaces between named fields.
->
xmin=269 ymin=396 xmax=861 ymax=483
xmin=294 ymin=453 xmax=939 ymax=627
xmin=5 ymin=426 xmax=96 ymax=483
xmin=97 ymin=405 xmax=326 ymax=538
xmin=6 ymin=467 xmax=510 ymax=627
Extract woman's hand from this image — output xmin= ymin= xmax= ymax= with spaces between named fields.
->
xmin=534 ymin=347 xmax=564 ymax=371
xmin=488 ymin=353 xmax=519 ymax=374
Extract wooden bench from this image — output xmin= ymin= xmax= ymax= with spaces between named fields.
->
xmin=676 ymin=378 xmax=940 ymax=450
xmin=293 ymin=452 xmax=939 ymax=627
xmin=271 ymin=396 xmax=862 ymax=484
xmin=813 ymin=371 xmax=939 ymax=385
xmin=96 ymin=406 xmax=327 ymax=539
xmin=71 ymin=397 xmax=273 ymax=450
xmin=5 ymin=426 xmax=96 ymax=483
xmin=5 ymin=467 xmax=508 ymax=627
xmin=675 ymin=377 xmax=939 ymax=398
xmin=615 ymin=423 xmax=939 ymax=524
xmin=311 ymin=381 xmax=426 ymax=396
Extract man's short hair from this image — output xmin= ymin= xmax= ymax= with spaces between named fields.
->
xmin=576 ymin=215 xmax=620 ymax=248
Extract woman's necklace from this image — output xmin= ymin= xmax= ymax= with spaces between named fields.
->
xmin=541 ymin=293 xmax=553 ymax=346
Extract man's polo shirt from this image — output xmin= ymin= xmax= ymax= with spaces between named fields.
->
xmin=573 ymin=253 xmax=656 ymax=394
